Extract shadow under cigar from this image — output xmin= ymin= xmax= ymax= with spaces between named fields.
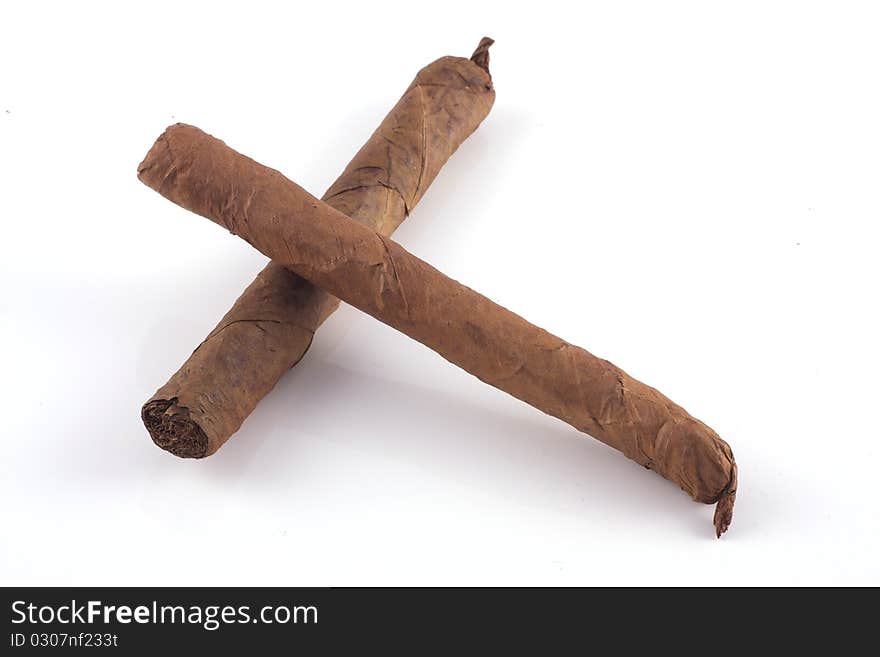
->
xmin=209 ymin=347 xmax=716 ymax=538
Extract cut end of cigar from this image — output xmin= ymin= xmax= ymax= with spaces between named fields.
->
xmin=142 ymin=397 xmax=209 ymax=459
xmin=470 ymin=37 xmax=494 ymax=75
xmin=713 ymin=460 xmax=738 ymax=538
xmin=137 ymin=122 xmax=191 ymax=193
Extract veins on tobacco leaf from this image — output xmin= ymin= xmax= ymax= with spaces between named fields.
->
xmin=242 ymin=189 xmax=258 ymax=221
xmin=616 ymin=373 xmax=655 ymax=468
xmin=565 ymin=345 xmax=606 ymax=432
xmin=376 ymin=179 xmax=409 ymax=212
xmin=414 ymin=85 xmax=428 ymax=200
xmin=495 ymin=361 xmax=527 ymax=384
xmin=451 ymin=69 xmax=471 ymax=88
xmin=209 ymin=318 xmax=282 ymax=334
xmin=380 ymin=180 xmax=395 ymax=221
xmin=383 ymin=139 xmax=410 ymax=214
xmin=381 ymin=134 xmax=405 ymax=151
xmin=160 ymin=164 xmax=179 ymax=195
xmin=325 ymin=182 xmax=380 ymax=198
xmin=194 ymin=316 xmax=315 ymax=356
xmin=377 ymin=235 xmax=410 ymax=319
xmin=305 ymin=235 xmax=379 ymax=275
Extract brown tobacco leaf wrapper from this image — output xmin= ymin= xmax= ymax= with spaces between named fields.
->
xmin=142 ymin=39 xmax=496 ymax=458
xmin=138 ymin=126 xmax=738 ymax=536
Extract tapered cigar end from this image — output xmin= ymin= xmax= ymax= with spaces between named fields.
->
xmin=713 ymin=461 xmax=738 ymax=537
xmin=142 ymin=398 xmax=209 ymax=459
xmin=470 ymin=37 xmax=494 ymax=75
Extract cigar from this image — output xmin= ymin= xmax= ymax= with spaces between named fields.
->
xmin=138 ymin=125 xmax=738 ymax=537
xmin=141 ymin=38 xmax=496 ymax=458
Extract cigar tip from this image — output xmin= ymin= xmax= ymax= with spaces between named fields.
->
xmin=713 ymin=460 xmax=737 ymax=537
xmin=137 ymin=123 xmax=201 ymax=187
xmin=142 ymin=397 xmax=210 ymax=459
xmin=137 ymin=126 xmax=173 ymax=188
xmin=470 ymin=37 xmax=494 ymax=74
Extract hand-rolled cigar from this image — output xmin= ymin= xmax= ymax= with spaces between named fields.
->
xmin=138 ymin=124 xmax=738 ymax=536
xmin=141 ymin=38 xmax=496 ymax=458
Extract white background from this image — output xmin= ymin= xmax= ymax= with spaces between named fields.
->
xmin=2 ymin=1 xmax=878 ymax=586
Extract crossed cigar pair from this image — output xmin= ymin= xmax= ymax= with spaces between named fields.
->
xmin=139 ymin=39 xmax=737 ymax=536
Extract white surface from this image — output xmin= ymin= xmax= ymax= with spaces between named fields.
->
xmin=1 ymin=1 xmax=878 ymax=586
